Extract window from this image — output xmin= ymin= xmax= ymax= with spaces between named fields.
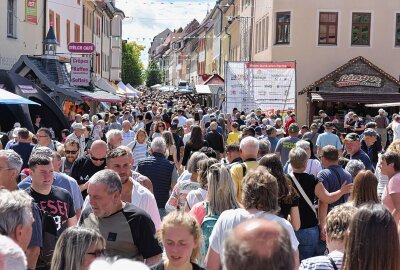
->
xmin=7 ymin=0 xmax=16 ymax=37
xmin=66 ymin=20 xmax=71 ymax=45
xmin=276 ymin=12 xmax=290 ymax=44
xmin=74 ymin=24 xmax=80 ymax=42
xmin=396 ymin=13 xmax=400 ymax=46
xmin=351 ymin=12 xmax=371 ymax=46
xmin=319 ymin=12 xmax=338 ymax=45
xmin=77 ymin=0 xmax=80 ymax=5
xmin=56 ymin=14 xmax=61 ymax=44
xmin=96 ymin=17 xmax=101 ymax=36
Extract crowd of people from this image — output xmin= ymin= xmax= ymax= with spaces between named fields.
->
xmin=1 ymin=88 xmax=400 ymax=270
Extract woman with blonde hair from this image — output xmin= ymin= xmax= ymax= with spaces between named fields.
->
xmin=152 ymin=211 xmax=204 ymax=270
xmin=51 ymin=227 xmax=105 ymax=270
xmin=129 ymin=128 xmax=150 ymax=169
xmin=162 ymin=131 xmax=182 ymax=174
xmin=376 ymin=140 xmax=400 ymax=199
xmin=350 ymin=170 xmax=379 ymax=207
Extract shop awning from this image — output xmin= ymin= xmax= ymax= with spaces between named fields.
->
xmin=310 ymin=92 xmax=400 ymax=103
xmin=76 ymin=89 xmax=126 ymax=102
xmin=365 ymin=102 xmax=400 ymax=108
xmin=195 ymin=85 xmax=212 ymax=94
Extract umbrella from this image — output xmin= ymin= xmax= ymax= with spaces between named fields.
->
xmin=0 ymin=88 xmax=40 ymax=105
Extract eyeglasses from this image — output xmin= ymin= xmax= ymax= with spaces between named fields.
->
xmin=90 ymin=155 xmax=106 ymax=162
xmin=86 ymin=249 xmax=105 ymax=257
xmin=65 ymin=150 xmax=78 ymax=155
xmin=36 ymin=134 xmax=49 ymax=138
xmin=158 ymin=125 xmax=164 ymax=128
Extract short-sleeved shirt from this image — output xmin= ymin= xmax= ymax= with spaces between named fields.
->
xmin=26 ymin=186 xmax=76 ymax=236
xmin=288 ymin=172 xmax=319 ymax=229
xmin=268 ymin=136 xmax=280 ymax=153
xmin=29 ymin=202 xmax=43 ymax=248
xmin=302 ymin=132 xmax=320 ymax=154
xmin=317 ymin=165 xmax=352 ymax=210
xmin=382 ymin=172 xmax=400 ymax=213
xmin=165 ymin=180 xmax=201 ymax=212
xmin=316 ymin=132 xmax=342 ymax=150
xmin=230 ymin=161 xmax=259 ymax=202
xmin=122 ymin=130 xmax=135 ymax=146
xmin=275 ymin=136 xmax=300 ymax=165
xmin=70 ymin=155 xmax=106 ymax=199
xmin=19 ymin=172 xmax=83 ymax=211
xmin=350 ymin=150 xmax=374 ymax=172
xmin=186 ymin=188 xmax=208 ymax=209
xmin=227 ymin=131 xmax=241 ymax=145
xmin=209 ymin=208 xmax=299 ymax=270
xmin=80 ymin=203 xmax=162 ymax=260
xmin=299 ymin=250 xmax=343 ymax=270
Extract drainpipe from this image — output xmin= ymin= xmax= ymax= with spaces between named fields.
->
xmin=225 ymin=27 xmax=231 ymax=61
xmin=216 ymin=1 xmax=224 ymax=75
xmin=43 ymin=0 xmax=47 ymax=54
xmin=249 ymin=0 xmax=255 ymax=61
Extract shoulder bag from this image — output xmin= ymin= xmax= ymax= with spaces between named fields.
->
xmin=289 ymin=172 xmax=318 ymax=218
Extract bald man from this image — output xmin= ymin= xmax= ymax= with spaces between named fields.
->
xmin=205 ymin=121 xmax=224 ymax=158
xmin=70 ymin=140 xmax=108 ymax=199
xmin=224 ymin=219 xmax=295 ymax=270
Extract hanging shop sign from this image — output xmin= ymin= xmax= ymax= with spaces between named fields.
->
xmin=68 ymin=43 xmax=96 ymax=54
xmin=335 ymin=74 xmax=383 ymax=88
xmin=70 ymin=57 xmax=91 ymax=86
xmin=26 ymin=0 xmax=38 ymax=24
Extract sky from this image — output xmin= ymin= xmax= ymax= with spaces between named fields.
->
xmin=115 ymin=0 xmax=214 ymax=67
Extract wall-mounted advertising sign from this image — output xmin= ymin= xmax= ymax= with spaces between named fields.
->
xmin=335 ymin=74 xmax=383 ymax=88
xmin=70 ymin=57 xmax=91 ymax=86
xmin=68 ymin=43 xmax=96 ymax=54
xmin=26 ymin=0 xmax=38 ymax=24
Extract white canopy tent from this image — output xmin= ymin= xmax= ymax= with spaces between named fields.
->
xmin=0 ymin=88 xmax=40 ymax=105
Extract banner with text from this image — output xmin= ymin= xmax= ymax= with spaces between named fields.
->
xmin=25 ymin=0 xmax=38 ymax=24
xmin=224 ymin=61 xmax=296 ymax=114
xmin=70 ymin=57 xmax=91 ymax=86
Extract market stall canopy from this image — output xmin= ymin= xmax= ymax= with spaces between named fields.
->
xmin=159 ymin=85 xmax=177 ymax=92
xmin=365 ymin=102 xmax=400 ymax=108
xmin=126 ymin=84 xmax=142 ymax=96
xmin=194 ymin=85 xmax=212 ymax=94
xmin=151 ymin=84 xmax=162 ymax=89
xmin=76 ymin=89 xmax=126 ymax=102
xmin=0 ymin=88 xmax=40 ymax=105
xmin=95 ymin=78 xmax=117 ymax=94
xmin=310 ymin=92 xmax=400 ymax=103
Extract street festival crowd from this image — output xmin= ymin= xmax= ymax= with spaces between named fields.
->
xmin=2 ymin=87 xmax=400 ymax=270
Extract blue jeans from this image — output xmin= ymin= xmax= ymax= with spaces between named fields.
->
xmin=295 ymin=225 xmax=324 ymax=261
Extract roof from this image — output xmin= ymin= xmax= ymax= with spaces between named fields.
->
xmin=299 ymin=56 xmax=400 ymax=95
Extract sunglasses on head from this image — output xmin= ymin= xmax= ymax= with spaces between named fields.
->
xmin=90 ymin=155 xmax=106 ymax=162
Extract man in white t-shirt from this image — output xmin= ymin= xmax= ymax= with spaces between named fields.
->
xmin=177 ymin=109 xmax=187 ymax=127
xmin=205 ymin=167 xmax=299 ymax=270
xmin=105 ymin=147 xmax=161 ymax=229
xmin=390 ymin=115 xmax=400 ymax=141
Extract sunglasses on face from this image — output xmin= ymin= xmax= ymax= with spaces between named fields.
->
xmin=90 ymin=155 xmax=106 ymax=162
xmin=86 ymin=249 xmax=105 ymax=257
xmin=65 ymin=150 xmax=78 ymax=155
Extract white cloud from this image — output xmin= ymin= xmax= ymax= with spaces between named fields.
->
xmin=115 ymin=0 xmax=213 ymax=67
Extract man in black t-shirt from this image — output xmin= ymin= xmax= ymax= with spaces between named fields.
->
xmin=25 ymin=155 xmax=76 ymax=266
xmin=70 ymin=140 xmax=107 ymax=199
xmin=80 ymin=169 xmax=162 ymax=266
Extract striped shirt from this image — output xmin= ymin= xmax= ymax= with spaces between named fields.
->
xmin=299 ymin=250 xmax=343 ymax=270
xmin=128 ymin=141 xmax=149 ymax=167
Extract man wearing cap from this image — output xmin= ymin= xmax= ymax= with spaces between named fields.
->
xmin=7 ymin=122 xmax=21 ymax=141
xmin=361 ymin=128 xmax=382 ymax=168
xmin=374 ymin=108 xmax=389 ymax=149
xmin=344 ymin=133 xmax=374 ymax=171
xmin=302 ymin=123 xmax=320 ymax=155
xmin=316 ymin=122 xmax=342 ymax=157
xmin=275 ymin=123 xmax=300 ymax=165
xmin=67 ymin=123 xmax=86 ymax=158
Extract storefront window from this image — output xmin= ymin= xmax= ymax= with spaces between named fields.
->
xmin=319 ymin=12 xmax=338 ymax=45
xmin=276 ymin=12 xmax=291 ymax=45
xmin=351 ymin=13 xmax=371 ymax=46
xmin=396 ymin=14 xmax=400 ymax=47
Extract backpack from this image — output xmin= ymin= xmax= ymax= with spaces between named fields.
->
xmin=201 ymin=202 xmax=219 ymax=260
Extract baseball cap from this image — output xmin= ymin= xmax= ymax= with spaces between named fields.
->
xmin=13 ymin=122 xmax=21 ymax=128
xmin=345 ymin=133 xmax=360 ymax=141
xmin=12 ymin=128 xmax=20 ymax=138
xmin=255 ymin=126 xmax=262 ymax=134
xmin=276 ymin=129 xmax=285 ymax=136
xmin=363 ymin=128 xmax=378 ymax=137
xmin=288 ymin=123 xmax=299 ymax=133
xmin=301 ymin=125 xmax=309 ymax=129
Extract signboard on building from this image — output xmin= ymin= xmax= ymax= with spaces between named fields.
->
xmin=25 ymin=0 xmax=38 ymax=24
xmin=70 ymin=57 xmax=91 ymax=86
xmin=334 ymin=74 xmax=383 ymax=88
xmin=225 ymin=61 xmax=296 ymax=114
xmin=19 ymin=85 xmax=37 ymax=94
xmin=68 ymin=43 xmax=96 ymax=54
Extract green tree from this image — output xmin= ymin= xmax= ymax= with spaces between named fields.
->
xmin=145 ymin=60 xmax=162 ymax=87
xmin=121 ymin=41 xmax=145 ymax=86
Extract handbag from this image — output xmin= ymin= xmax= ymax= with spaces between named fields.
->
xmin=289 ymin=172 xmax=318 ymax=218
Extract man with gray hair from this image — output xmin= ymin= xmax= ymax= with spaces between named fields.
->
xmin=80 ymin=169 xmax=162 ymax=266
xmin=0 ymin=189 xmax=34 ymax=251
xmin=106 ymin=129 xmax=123 ymax=150
xmin=137 ymin=137 xmax=178 ymax=218
xmin=0 ymin=235 xmax=27 ymax=270
xmin=121 ymin=120 xmax=135 ymax=146
xmin=374 ymin=108 xmax=389 ymax=149
xmin=223 ymin=219 xmax=295 ymax=270
xmin=230 ymin=136 xmax=259 ymax=202
xmin=345 ymin=159 xmax=365 ymax=179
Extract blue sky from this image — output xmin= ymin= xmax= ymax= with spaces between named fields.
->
xmin=115 ymin=0 xmax=214 ymax=66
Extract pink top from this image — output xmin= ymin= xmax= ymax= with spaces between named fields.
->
xmin=382 ymin=172 xmax=400 ymax=213
xmin=189 ymin=201 xmax=207 ymax=225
